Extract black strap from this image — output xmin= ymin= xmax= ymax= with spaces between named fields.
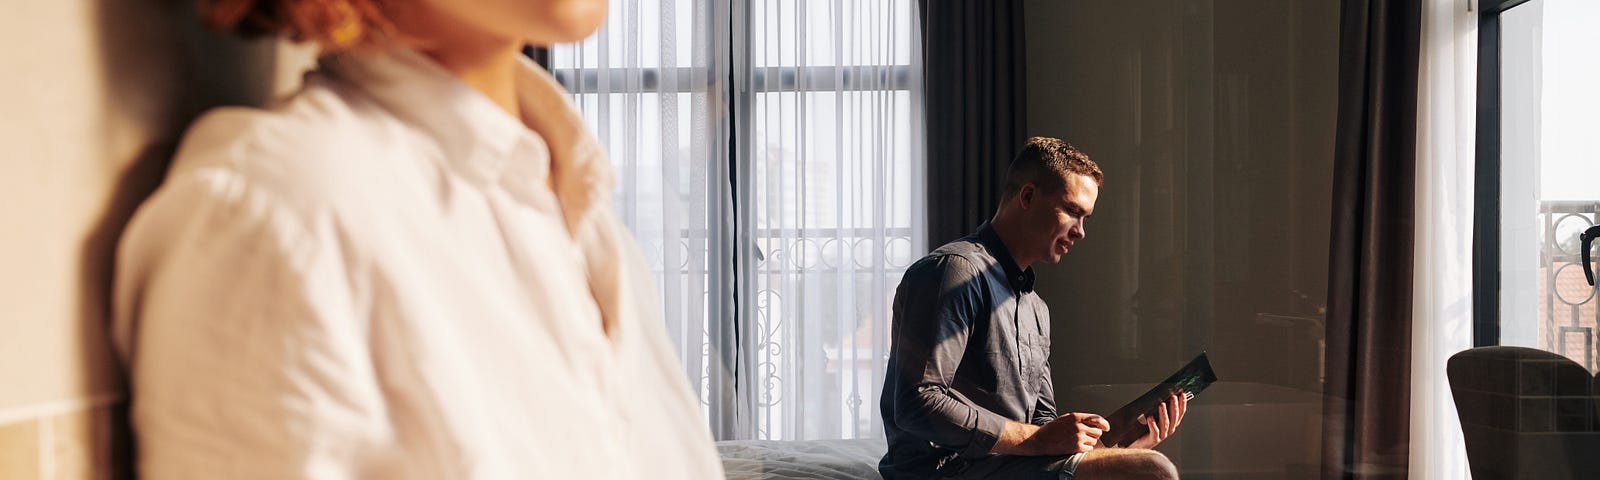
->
xmin=1582 ymin=225 xmax=1599 ymax=286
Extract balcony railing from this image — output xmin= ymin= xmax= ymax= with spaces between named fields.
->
xmin=635 ymin=226 xmax=915 ymax=439
xmin=1541 ymin=200 xmax=1600 ymax=370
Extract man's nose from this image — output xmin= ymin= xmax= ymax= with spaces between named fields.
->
xmin=1069 ymin=222 xmax=1086 ymax=240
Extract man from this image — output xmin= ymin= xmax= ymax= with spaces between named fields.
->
xmin=880 ymin=137 xmax=1187 ymax=479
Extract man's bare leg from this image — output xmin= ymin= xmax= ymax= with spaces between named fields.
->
xmin=1073 ymin=448 xmax=1179 ymax=480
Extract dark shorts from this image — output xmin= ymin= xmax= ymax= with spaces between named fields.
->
xmin=942 ymin=452 xmax=1085 ymax=480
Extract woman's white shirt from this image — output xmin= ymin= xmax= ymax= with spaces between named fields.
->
xmin=111 ymin=47 xmax=723 ymax=479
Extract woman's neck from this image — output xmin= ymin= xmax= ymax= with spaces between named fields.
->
xmin=424 ymin=43 xmax=524 ymax=119
xmin=390 ymin=5 xmax=526 ymax=120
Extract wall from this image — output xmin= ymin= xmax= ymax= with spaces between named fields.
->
xmin=1024 ymin=1 xmax=1337 ymax=478
xmin=0 ymin=1 xmax=311 ymax=477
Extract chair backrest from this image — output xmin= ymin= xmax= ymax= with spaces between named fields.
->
xmin=1447 ymin=346 xmax=1600 ymax=479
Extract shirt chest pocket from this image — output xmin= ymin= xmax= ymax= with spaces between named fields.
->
xmin=1018 ymin=311 xmax=1050 ymax=395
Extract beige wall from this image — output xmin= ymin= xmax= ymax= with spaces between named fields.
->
xmin=0 ymin=1 xmax=311 ymax=476
xmin=1025 ymin=0 xmax=1337 ymax=477
xmin=1026 ymin=0 xmax=1338 ymax=387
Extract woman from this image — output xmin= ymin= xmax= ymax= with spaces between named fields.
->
xmin=111 ymin=0 xmax=722 ymax=477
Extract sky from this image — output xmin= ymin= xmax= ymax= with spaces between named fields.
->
xmin=1538 ymin=0 xmax=1600 ymax=201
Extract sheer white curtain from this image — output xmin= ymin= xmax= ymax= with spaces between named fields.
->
xmin=1409 ymin=0 xmax=1475 ymax=478
xmin=740 ymin=0 xmax=923 ymax=440
xmin=552 ymin=0 xmax=924 ymax=441
xmin=551 ymin=0 xmax=740 ymax=436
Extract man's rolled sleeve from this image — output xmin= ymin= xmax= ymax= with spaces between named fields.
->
xmin=963 ymin=405 xmax=1009 ymax=457
xmin=889 ymin=255 xmax=1010 ymax=458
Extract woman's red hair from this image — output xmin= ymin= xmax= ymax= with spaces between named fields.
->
xmin=199 ymin=0 xmax=399 ymax=50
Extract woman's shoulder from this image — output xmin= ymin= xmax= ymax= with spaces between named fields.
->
xmin=165 ymin=76 xmax=413 ymax=205
xmin=124 ymin=76 xmax=426 ymax=257
xmin=180 ymin=77 xmax=400 ymax=167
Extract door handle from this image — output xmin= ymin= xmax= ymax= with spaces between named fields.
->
xmin=1583 ymin=225 xmax=1600 ymax=286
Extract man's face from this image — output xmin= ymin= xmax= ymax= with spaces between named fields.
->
xmin=1026 ymin=173 xmax=1099 ymax=265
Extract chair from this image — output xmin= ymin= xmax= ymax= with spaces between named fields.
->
xmin=1447 ymin=346 xmax=1600 ymax=479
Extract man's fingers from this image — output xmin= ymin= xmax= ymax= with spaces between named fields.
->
xmin=1126 ymin=396 xmax=1191 ymax=449
xmin=1177 ymin=392 xmax=1189 ymax=420
xmin=1083 ymin=413 xmax=1110 ymax=430
xmin=1076 ymin=431 xmax=1101 ymax=453
xmin=1168 ymin=394 xmax=1184 ymax=431
xmin=1160 ymin=396 xmax=1173 ymax=435
xmin=1159 ymin=399 xmax=1174 ymax=437
xmin=1083 ymin=426 xmax=1103 ymax=439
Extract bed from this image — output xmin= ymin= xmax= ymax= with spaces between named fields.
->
xmin=717 ymin=438 xmax=888 ymax=480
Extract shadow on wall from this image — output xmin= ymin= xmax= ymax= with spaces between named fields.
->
xmin=81 ymin=0 xmax=285 ymax=473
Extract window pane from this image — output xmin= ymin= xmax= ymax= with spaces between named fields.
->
xmin=751 ymin=0 xmax=914 ymax=68
xmin=554 ymin=0 xmax=924 ymax=442
xmin=571 ymin=89 xmax=719 ymax=413
xmin=1499 ymin=0 xmax=1600 ymax=370
xmin=552 ymin=0 xmax=699 ymax=69
xmin=748 ymin=89 xmax=916 ymax=439
xmin=752 ymin=91 xmax=914 ymax=231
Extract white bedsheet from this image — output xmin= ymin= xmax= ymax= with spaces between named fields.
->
xmin=716 ymin=438 xmax=888 ymax=480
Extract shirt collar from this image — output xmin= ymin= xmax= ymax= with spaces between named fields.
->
xmin=320 ymin=47 xmax=615 ymax=222
xmin=975 ymin=222 xmax=1035 ymax=292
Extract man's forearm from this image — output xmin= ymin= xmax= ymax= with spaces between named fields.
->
xmin=991 ymin=413 xmax=1106 ymax=457
xmin=990 ymin=420 xmax=1040 ymax=456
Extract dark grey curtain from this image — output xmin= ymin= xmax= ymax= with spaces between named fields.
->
xmin=919 ymin=0 xmax=1028 ymax=246
xmin=522 ymin=46 xmax=550 ymax=69
xmin=1322 ymin=0 xmax=1421 ymax=479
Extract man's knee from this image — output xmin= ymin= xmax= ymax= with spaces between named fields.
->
xmin=1074 ymin=448 xmax=1179 ymax=480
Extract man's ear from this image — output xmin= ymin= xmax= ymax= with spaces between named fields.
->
xmin=1017 ymin=183 xmax=1036 ymax=210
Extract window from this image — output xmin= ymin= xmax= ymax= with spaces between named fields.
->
xmin=551 ymin=0 xmax=923 ymax=440
xmin=1476 ymin=0 xmax=1600 ymax=369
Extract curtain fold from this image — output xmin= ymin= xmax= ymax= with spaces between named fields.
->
xmin=919 ymin=0 xmax=1028 ymax=246
xmin=1323 ymin=0 xmax=1423 ymax=478
xmin=1408 ymin=1 xmax=1475 ymax=478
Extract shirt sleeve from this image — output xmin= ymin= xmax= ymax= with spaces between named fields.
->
xmin=113 ymin=170 xmax=390 ymax=479
xmin=886 ymin=255 xmax=1010 ymax=459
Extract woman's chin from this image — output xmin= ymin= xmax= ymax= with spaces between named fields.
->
xmin=536 ymin=0 xmax=608 ymax=43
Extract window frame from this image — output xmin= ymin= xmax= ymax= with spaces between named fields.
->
xmin=1473 ymin=0 xmax=1535 ymax=346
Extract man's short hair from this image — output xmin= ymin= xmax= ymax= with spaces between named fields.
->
xmin=1001 ymin=137 xmax=1104 ymax=201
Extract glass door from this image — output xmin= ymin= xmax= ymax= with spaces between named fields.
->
xmin=1494 ymin=0 xmax=1600 ymax=369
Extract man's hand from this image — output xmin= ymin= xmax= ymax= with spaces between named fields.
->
xmin=1125 ymin=392 xmax=1188 ymax=449
xmin=993 ymin=413 xmax=1110 ymax=456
